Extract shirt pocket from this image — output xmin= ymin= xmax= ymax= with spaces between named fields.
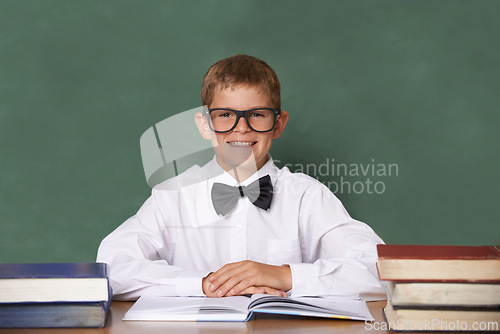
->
xmin=267 ymin=238 xmax=302 ymax=265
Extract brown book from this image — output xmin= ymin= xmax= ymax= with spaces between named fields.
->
xmin=387 ymin=281 xmax=500 ymax=308
xmin=377 ymin=245 xmax=500 ymax=282
xmin=383 ymin=301 xmax=500 ymax=332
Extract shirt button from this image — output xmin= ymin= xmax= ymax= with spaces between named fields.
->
xmin=236 ymin=224 xmax=242 ymax=230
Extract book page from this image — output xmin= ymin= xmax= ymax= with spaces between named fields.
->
xmin=123 ymin=295 xmax=251 ymax=321
xmin=248 ymin=294 xmax=374 ymax=321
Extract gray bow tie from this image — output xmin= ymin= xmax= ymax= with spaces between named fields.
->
xmin=211 ymin=175 xmax=273 ymax=216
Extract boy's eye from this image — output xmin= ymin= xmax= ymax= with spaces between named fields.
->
xmin=250 ymin=112 xmax=265 ymax=118
xmin=213 ymin=111 xmax=234 ymax=118
xmin=249 ymin=109 xmax=273 ymax=118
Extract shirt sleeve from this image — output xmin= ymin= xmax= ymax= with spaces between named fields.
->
xmin=96 ymin=190 xmax=208 ymax=301
xmin=288 ymin=183 xmax=387 ymax=300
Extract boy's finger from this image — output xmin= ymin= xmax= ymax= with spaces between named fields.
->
xmin=261 ymin=287 xmax=287 ymax=297
xmin=209 ymin=263 xmax=236 ymax=282
xmin=233 ymin=286 xmax=287 ymax=297
xmin=210 ymin=260 xmax=250 ymax=281
xmin=261 ymin=287 xmax=288 ymax=297
xmin=213 ymin=261 xmax=278 ymax=294
xmin=208 ymin=270 xmax=238 ymax=292
xmin=207 ymin=269 xmax=234 ymax=291
xmin=215 ymin=271 xmax=254 ymax=296
xmin=209 ymin=262 xmax=249 ymax=292
xmin=231 ymin=286 xmax=265 ymax=296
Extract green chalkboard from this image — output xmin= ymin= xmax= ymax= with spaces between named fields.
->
xmin=1 ymin=0 xmax=499 ymax=263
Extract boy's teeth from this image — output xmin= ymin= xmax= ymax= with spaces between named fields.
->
xmin=228 ymin=141 xmax=255 ymax=147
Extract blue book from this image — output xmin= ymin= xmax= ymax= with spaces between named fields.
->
xmin=0 ymin=262 xmax=109 ymax=280
xmin=0 ymin=263 xmax=112 ymax=328
xmin=0 ymin=299 xmax=112 ymax=328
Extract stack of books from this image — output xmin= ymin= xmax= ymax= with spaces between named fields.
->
xmin=377 ymin=245 xmax=500 ymax=332
xmin=0 ymin=262 xmax=112 ymax=328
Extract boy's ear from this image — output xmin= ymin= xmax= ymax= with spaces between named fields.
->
xmin=194 ymin=112 xmax=212 ymax=140
xmin=273 ymin=111 xmax=289 ymax=139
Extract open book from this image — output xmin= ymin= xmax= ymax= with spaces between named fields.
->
xmin=123 ymin=294 xmax=374 ymax=322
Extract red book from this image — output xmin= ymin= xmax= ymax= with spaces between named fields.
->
xmin=376 ymin=245 xmax=500 ymax=282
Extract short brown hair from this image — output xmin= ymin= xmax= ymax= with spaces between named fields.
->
xmin=201 ymin=55 xmax=281 ymax=109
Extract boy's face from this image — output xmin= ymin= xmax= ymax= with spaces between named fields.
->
xmin=196 ymin=85 xmax=288 ymax=176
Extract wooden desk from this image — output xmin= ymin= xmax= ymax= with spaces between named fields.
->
xmin=0 ymin=300 xmax=389 ymax=334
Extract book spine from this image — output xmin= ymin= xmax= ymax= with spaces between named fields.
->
xmin=0 ymin=303 xmax=107 ymax=328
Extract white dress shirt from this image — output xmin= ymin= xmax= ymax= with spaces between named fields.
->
xmin=96 ymin=156 xmax=386 ymax=301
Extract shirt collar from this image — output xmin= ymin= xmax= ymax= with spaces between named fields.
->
xmin=206 ymin=154 xmax=278 ymax=188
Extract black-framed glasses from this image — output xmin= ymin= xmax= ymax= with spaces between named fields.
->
xmin=205 ymin=107 xmax=281 ymax=133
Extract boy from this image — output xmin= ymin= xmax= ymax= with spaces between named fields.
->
xmin=97 ymin=54 xmax=385 ymax=300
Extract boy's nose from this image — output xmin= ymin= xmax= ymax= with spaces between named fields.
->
xmin=233 ymin=116 xmax=251 ymax=133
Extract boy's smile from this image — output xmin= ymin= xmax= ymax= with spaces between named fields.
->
xmin=196 ymin=85 xmax=288 ymax=181
xmin=227 ymin=141 xmax=256 ymax=147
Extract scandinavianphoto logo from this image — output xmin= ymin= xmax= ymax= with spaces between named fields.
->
xmin=274 ymin=158 xmax=399 ymax=195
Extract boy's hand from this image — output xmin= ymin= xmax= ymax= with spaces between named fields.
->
xmin=202 ymin=260 xmax=292 ymax=298
xmin=202 ymin=277 xmax=287 ymax=297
